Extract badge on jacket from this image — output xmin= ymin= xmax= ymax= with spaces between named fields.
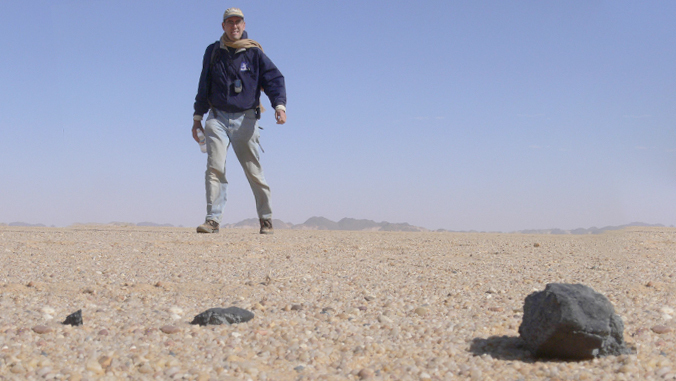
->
xmin=240 ymin=62 xmax=250 ymax=72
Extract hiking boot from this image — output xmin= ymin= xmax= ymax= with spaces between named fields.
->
xmin=196 ymin=220 xmax=219 ymax=233
xmin=259 ymin=218 xmax=273 ymax=235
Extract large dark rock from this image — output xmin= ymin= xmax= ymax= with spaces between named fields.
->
xmin=62 ymin=310 xmax=83 ymax=326
xmin=519 ymin=283 xmax=631 ymax=359
xmin=190 ymin=307 xmax=254 ymax=326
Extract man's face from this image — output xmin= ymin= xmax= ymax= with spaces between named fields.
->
xmin=222 ymin=17 xmax=245 ymax=40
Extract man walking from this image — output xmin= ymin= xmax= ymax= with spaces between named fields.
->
xmin=192 ymin=8 xmax=286 ymax=234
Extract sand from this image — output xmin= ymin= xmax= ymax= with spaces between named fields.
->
xmin=0 ymin=225 xmax=674 ymax=380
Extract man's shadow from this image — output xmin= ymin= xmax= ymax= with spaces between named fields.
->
xmin=469 ymin=335 xmax=535 ymax=362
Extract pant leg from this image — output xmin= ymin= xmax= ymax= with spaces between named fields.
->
xmin=204 ymin=112 xmax=230 ymax=223
xmin=227 ymin=110 xmax=273 ymax=220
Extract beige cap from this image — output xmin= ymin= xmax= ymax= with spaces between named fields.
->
xmin=223 ymin=8 xmax=244 ymax=21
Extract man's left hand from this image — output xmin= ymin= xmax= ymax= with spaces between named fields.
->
xmin=275 ymin=109 xmax=286 ymax=125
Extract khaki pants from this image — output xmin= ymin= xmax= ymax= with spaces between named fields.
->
xmin=203 ymin=108 xmax=271 ymax=222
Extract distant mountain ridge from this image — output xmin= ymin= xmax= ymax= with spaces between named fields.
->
xmin=513 ymin=222 xmax=666 ymax=235
xmin=1 ymin=220 xmax=670 ymax=234
xmin=3 ymin=222 xmax=47 ymax=227
xmin=219 ymin=219 xmax=670 ymax=233
xmin=222 ymin=217 xmax=426 ymax=232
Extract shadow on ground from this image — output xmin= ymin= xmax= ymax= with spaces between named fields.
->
xmin=469 ymin=335 xmax=534 ymax=361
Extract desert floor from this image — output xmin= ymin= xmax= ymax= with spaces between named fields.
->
xmin=0 ymin=225 xmax=674 ymax=380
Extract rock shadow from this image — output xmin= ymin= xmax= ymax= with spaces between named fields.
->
xmin=469 ymin=335 xmax=534 ymax=362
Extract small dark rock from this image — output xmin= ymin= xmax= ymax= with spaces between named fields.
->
xmin=294 ymin=365 xmax=304 ymax=372
xmin=519 ymin=283 xmax=632 ymax=360
xmin=291 ymin=304 xmax=303 ymax=311
xmin=190 ymin=307 xmax=254 ymax=326
xmin=321 ymin=307 xmax=335 ymax=314
xmin=62 ymin=310 xmax=83 ymax=326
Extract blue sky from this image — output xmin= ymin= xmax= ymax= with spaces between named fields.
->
xmin=1 ymin=1 xmax=674 ymax=231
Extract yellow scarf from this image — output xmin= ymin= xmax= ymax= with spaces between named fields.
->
xmin=220 ymin=33 xmax=263 ymax=52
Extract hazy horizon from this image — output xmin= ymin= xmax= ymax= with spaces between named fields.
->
xmin=2 ymin=1 xmax=675 ymax=232
xmin=1 ymin=217 xmax=672 ymax=233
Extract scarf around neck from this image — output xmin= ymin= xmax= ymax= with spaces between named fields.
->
xmin=220 ymin=32 xmax=263 ymax=52
xmin=218 ymin=31 xmax=267 ymax=113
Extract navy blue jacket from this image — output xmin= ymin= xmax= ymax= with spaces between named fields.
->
xmin=193 ymin=33 xmax=286 ymax=116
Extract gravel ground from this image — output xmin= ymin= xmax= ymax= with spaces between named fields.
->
xmin=0 ymin=225 xmax=674 ymax=380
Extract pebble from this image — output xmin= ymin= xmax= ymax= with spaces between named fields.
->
xmin=42 ymin=306 xmax=56 ymax=320
xmin=414 ymin=307 xmax=428 ymax=316
xmin=657 ymin=367 xmax=672 ymax=377
xmin=170 ymin=306 xmax=184 ymax=315
xmin=85 ymin=357 xmax=104 ymax=374
xmin=32 ymin=325 xmax=52 ymax=334
xmin=357 ymin=368 xmax=374 ymax=379
xmin=138 ymin=363 xmax=154 ymax=374
xmin=37 ymin=366 xmax=53 ymax=377
xmin=165 ymin=366 xmax=181 ymax=377
xmin=652 ymin=325 xmax=672 ymax=334
xmin=98 ymin=356 xmax=112 ymax=368
xmin=160 ymin=325 xmax=181 ymax=334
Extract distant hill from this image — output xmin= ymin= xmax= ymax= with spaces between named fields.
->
xmin=223 ymin=218 xmax=294 ymax=230
xmin=136 ymin=222 xmax=174 ymax=227
xmin=298 ymin=216 xmax=340 ymax=230
xmin=222 ymin=216 xmax=427 ymax=232
xmin=7 ymin=222 xmax=47 ymax=227
xmin=514 ymin=222 xmax=666 ymax=235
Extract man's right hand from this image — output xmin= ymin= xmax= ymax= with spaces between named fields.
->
xmin=192 ymin=120 xmax=204 ymax=143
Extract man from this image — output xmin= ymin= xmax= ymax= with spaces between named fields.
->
xmin=192 ymin=7 xmax=286 ymax=235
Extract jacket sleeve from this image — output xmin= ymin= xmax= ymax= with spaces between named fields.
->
xmin=193 ymin=43 xmax=215 ymax=117
xmin=257 ymin=51 xmax=286 ymax=108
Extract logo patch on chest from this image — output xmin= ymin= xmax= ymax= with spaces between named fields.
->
xmin=240 ymin=62 xmax=250 ymax=72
